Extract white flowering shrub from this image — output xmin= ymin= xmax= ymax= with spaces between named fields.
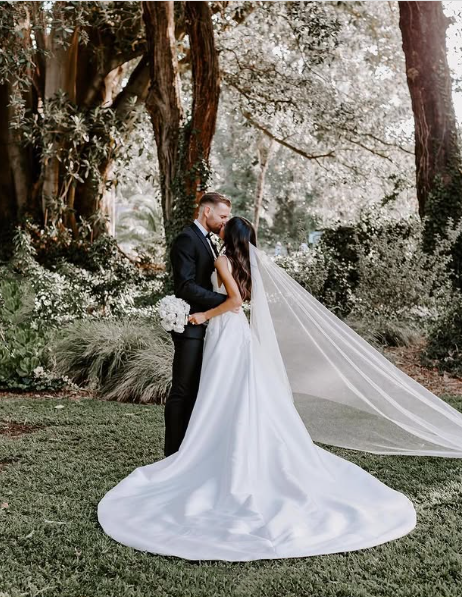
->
xmin=276 ymin=210 xmax=459 ymax=347
xmin=1 ymin=228 xmax=168 ymax=390
xmin=32 ymin=366 xmax=80 ymax=390
xmin=275 ymin=239 xmax=359 ymax=320
xmin=32 ymin=268 xmax=95 ymax=323
xmin=0 ymin=271 xmax=57 ymax=389
xmin=345 ymin=217 xmax=459 ymax=346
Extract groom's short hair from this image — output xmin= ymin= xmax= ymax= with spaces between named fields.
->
xmin=198 ymin=192 xmax=231 ymax=210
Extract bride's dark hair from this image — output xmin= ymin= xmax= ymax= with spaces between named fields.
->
xmin=223 ymin=216 xmax=257 ymax=302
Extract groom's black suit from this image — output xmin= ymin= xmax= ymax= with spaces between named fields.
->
xmin=164 ymin=222 xmax=227 ymax=456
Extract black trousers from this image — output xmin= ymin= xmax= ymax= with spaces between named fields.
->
xmin=164 ymin=333 xmax=204 ymax=457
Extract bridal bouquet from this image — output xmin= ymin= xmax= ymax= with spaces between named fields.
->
xmin=156 ymin=295 xmax=190 ymax=333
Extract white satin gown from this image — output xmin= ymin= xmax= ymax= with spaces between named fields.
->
xmin=97 ymin=257 xmax=417 ymax=561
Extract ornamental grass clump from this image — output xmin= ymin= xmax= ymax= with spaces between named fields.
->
xmin=52 ymin=318 xmax=173 ymax=403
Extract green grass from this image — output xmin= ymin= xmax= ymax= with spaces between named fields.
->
xmin=1 ymin=394 xmax=461 ymax=597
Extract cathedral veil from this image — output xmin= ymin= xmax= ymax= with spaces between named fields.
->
xmin=249 ymin=243 xmax=462 ymax=457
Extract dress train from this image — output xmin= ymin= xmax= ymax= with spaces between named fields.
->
xmin=97 ymin=263 xmax=416 ymax=561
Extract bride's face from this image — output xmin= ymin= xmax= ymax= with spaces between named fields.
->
xmin=218 ymin=224 xmax=226 ymax=240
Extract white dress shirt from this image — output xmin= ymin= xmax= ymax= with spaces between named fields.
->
xmin=194 ymin=219 xmax=216 ymax=256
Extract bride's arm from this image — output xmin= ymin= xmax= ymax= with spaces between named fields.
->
xmin=188 ymin=256 xmax=242 ymax=324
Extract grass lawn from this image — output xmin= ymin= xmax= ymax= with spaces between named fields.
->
xmin=1 ymin=393 xmax=461 ymax=597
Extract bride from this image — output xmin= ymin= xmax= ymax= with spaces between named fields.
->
xmin=98 ymin=216 xmax=462 ymax=562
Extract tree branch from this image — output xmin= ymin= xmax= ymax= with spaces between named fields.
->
xmin=112 ymin=55 xmax=150 ymax=121
xmin=81 ymin=42 xmax=146 ymax=108
xmin=318 ymin=123 xmax=414 ymax=157
xmin=241 ymin=110 xmax=336 ymax=161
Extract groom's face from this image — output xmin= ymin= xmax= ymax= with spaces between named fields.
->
xmin=205 ymin=202 xmax=231 ymax=235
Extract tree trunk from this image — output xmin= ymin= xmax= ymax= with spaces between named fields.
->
xmin=254 ymin=134 xmax=275 ymax=233
xmin=73 ymin=56 xmax=150 ymax=236
xmin=0 ymin=6 xmax=36 ymax=235
xmin=143 ymin=1 xmax=221 ymax=245
xmin=42 ymin=5 xmax=80 ymax=219
xmin=1 ymin=1 xmax=223 ymax=242
xmin=182 ymin=0 xmax=221 ymax=199
xmin=0 ymin=2 xmax=149 ymax=240
xmin=143 ymin=1 xmax=184 ymax=230
xmin=399 ymin=1 xmax=462 ymax=274
xmin=0 ymin=84 xmax=17 ymax=231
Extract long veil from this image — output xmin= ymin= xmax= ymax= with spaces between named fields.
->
xmin=249 ymin=243 xmax=462 ymax=457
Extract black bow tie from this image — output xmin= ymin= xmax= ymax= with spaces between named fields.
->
xmin=206 ymin=232 xmax=219 ymax=258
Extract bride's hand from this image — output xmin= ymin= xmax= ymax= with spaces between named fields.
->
xmin=189 ymin=312 xmax=207 ymax=325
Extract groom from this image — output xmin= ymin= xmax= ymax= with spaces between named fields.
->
xmin=164 ymin=192 xmax=233 ymax=457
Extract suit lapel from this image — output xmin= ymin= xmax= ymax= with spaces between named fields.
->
xmin=190 ymin=222 xmax=215 ymax=262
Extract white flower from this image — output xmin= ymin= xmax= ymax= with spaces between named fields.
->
xmin=33 ymin=366 xmax=45 ymax=377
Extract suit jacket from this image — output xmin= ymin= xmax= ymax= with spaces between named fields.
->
xmin=170 ymin=222 xmax=227 ymax=339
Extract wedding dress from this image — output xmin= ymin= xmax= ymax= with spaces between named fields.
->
xmin=97 ymin=252 xmax=418 ymax=562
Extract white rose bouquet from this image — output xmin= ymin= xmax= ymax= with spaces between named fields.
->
xmin=156 ymin=295 xmax=190 ymax=333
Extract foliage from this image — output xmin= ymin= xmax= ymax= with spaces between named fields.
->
xmin=52 ymin=318 xmax=173 ymax=403
xmin=211 ymin=0 xmax=416 ymax=230
xmin=276 ymin=205 xmax=458 ymax=347
xmin=347 ymin=212 xmax=458 ymax=334
xmin=113 ymin=106 xmax=165 ymax=260
xmin=0 ymin=3 xmax=92 ymax=125
xmin=12 ymin=228 xmax=126 ymax=312
xmin=0 ymin=1 xmax=147 ymax=236
xmin=269 ymin=190 xmax=319 ymax=248
xmin=16 ymin=222 xmax=166 ymax=313
xmin=422 ymin=171 xmax=462 ymax=289
xmin=0 ymin=2 xmax=39 ymax=119
xmin=0 ymin=270 xmax=60 ymax=390
xmin=116 ymin=192 xmax=165 ymax=261
xmin=0 ymin=226 xmax=165 ymax=390
xmin=21 ymin=91 xmax=138 ymax=225
xmin=168 ymin=118 xmax=213 ymax=249
xmin=421 ymin=298 xmax=462 ymax=376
